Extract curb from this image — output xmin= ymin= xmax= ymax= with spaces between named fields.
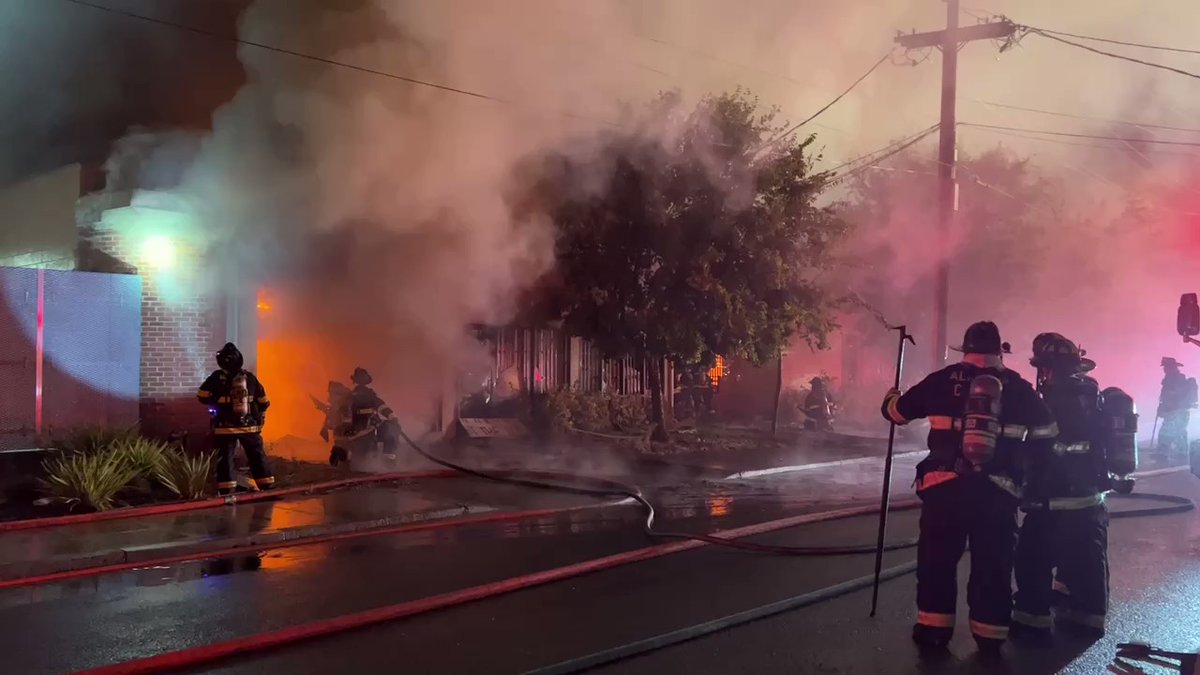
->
xmin=0 ymin=498 xmax=639 ymax=588
xmin=1132 ymin=465 xmax=1189 ymax=479
xmin=0 ymin=469 xmax=459 ymax=533
xmin=0 ymin=504 xmax=485 ymax=582
xmin=723 ymin=451 xmax=925 ymax=480
xmin=724 ymin=460 xmax=1190 ymax=482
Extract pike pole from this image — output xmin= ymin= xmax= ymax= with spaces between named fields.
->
xmin=871 ymin=324 xmax=915 ymax=617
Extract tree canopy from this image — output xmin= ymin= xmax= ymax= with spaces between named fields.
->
xmin=512 ymin=90 xmax=848 ymax=437
xmin=516 ymin=90 xmax=847 ymax=371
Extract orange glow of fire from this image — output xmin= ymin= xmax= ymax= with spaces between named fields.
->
xmin=707 ymin=355 xmax=727 ymax=384
xmin=257 ymin=336 xmax=326 ymax=448
xmin=707 ymin=496 xmax=732 ymax=517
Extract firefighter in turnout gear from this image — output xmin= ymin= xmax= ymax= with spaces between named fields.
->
xmin=803 ymin=377 xmax=835 ymax=431
xmin=348 ymin=367 xmax=401 ymax=461
xmin=881 ymin=322 xmax=1056 ymax=653
xmin=314 ymin=381 xmax=353 ymax=466
xmin=197 ymin=343 xmax=275 ymax=495
xmin=1157 ymin=357 xmax=1195 ymax=463
xmin=1012 ymin=333 xmax=1132 ymax=640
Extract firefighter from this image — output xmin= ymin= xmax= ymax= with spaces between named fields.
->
xmin=197 ymin=343 xmax=274 ymax=495
xmin=803 ymin=377 xmax=835 ymax=431
xmin=881 ymin=321 xmax=1056 ymax=653
xmin=1012 ymin=333 xmax=1137 ymax=639
xmin=314 ymin=381 xmax=352 ymax=466
xmin=348 ymin=367 xmax=401 ymax=461
xmin=1157 ymin=357 xmax=1194 ymax=462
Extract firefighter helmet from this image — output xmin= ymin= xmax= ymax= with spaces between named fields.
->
xmin=952 ymin=321 xmax=1011 ymax=355
xmin=216 ymin=343 xmax=244 ymax=371
xmin=351 ymin=367 xmax=373 ymax=386
xmin=1030 ymin=333 xmax=1095 ymax=373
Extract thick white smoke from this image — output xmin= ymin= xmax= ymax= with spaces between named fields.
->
xmin=93 ymin=0 xmax=1199 ymax=441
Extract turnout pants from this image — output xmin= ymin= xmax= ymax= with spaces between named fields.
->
xmin=1014 ymin=505 xmax=1109 ymax=633
xmin=214 ymin=432 xmax=275 ymax=493
xmin=916 ymin=477 xmax=1018 ymax=644
xmin=1160 ymin=411 xmax=1190 ymax=463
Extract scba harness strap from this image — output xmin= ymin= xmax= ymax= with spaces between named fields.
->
xmin=927 ymin=415 xmax=1058 ymax=440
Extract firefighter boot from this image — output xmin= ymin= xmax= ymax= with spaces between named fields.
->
xmin=912 ymin=624 xmax=952 ymax=650
xmin=1009 ymin=621 xmax=1053 ymax=646
xmin=974 ymin=637 xmax=1005 ymax=657
xmin=329 ymin=446 xmax=349 ymax=467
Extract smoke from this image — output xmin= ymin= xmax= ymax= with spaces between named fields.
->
xmin=83 ymin=0 xmax=1199 ymax=442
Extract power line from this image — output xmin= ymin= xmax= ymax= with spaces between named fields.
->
xmin=61 ymin=0 xmax=924 ymax=185
xmin=967 ymin=99 xmax=1200 ymax=135
xmin=763 ymin=52 xmax=894 ymax=148
xmin=960 ymin=123 xmax=1200 ymax=147
xmin=829 ymin=124 xmax=941 ymax=179
xmin=966 ymin=125 xmax=1199 ymax=157
xmin=969 ymin=7 xmax=1200 ymax=56
xmin=1033 ymin=26 xmax=1200 ymax=57
xmin=1027 ymin=29 xmax=1200 ymax=81
xmin=59 ymin=0 xmax=621 ymax=127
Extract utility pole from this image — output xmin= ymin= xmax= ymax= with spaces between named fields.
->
xmin=896 ymin=2 xmax=1014 ymax=367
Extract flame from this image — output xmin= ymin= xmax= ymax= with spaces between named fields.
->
xmin=707 ymin=355 xmax=727 ymax=384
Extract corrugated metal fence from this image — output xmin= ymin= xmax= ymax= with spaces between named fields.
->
xmin=482 ymin=326 xmax=649 ymax=397
xmin=0 ymin=267 xmax=141 ymax=449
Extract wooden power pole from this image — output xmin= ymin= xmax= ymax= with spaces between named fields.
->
xmin=896 ymin=1 xmax=1014 ymax=367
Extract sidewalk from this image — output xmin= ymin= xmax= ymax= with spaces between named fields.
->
xmin=452 ymin=430 xmax=917 ymax=483
xmin=0 ymin=475 xmax=630 ymax=582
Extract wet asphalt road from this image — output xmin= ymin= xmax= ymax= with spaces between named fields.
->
xmin=0 ymin=474 xmax=853 ymax=674
xmin=4 ymin=472 xmax=1197 ymax=674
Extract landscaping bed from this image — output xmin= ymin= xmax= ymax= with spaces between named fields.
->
xmin=0 ymin=427 xmax=367 ymax=523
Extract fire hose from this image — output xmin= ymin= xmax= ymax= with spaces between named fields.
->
xmin=399 ymin=431 xmax=1196 ymax=674
xmin=74 ymin=433 xmax=1194 ymax=675
xmin=397 ymin=429 xmax=919 ymax=556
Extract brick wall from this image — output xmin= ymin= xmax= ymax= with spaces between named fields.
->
xmin=77 ymin=196 xmax=218 ymax=442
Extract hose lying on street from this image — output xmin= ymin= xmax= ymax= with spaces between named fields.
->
xmin=523 ymin=489 xmax=1197 ymax=675
xmin=525 ymin=559 xmax=922 ymax=675
xmin=77 ymin=439 xmax=1194 ymax=675
xmin=401 ymin=430 xmax=1195 ymax=555
xmin=1107 ymin=491 xmax=1195 ymax=518
xmin=399 ymin=429 xmax=920 ymax=556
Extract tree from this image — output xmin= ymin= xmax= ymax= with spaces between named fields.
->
xmin=514 ymin=90 xmax=848 ymax=440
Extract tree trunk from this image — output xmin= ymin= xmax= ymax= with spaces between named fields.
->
xmin=648 ymin=356 xmax=670 ymax=442
xmin=771 ymin=352 xmax=784 ymax=437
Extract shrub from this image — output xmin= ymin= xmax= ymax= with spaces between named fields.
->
xmin=545 ymin=388 xmax=650 ymax=433
xmin=546 ymin=389 xmax=575 ymax=430
xmin=41 ymin=452 xmax=138 ymax=512
xmin=608 ymin=394 xmax=649 ymax=432
xmin=570 ymin=392 xmax=611 ymax=432
xmin=52 ymin=426 xmax=140 ymax=456
xmin=112 ymin=437 xmax=169 ymax=479
xmin=155 ymin=451 xmax=215 ymax=500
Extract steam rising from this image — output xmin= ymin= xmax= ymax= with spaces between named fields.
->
xmin=81 ymin=0 xmax=1199 ymax=438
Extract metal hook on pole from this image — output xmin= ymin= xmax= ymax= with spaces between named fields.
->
xmin=870 ymin=324 xmax=915 ymax=616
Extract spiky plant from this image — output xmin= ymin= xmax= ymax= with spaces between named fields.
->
xmin=40 ymin=452 xmax=138 ymax=512
xmin=111 ymin=437 xmax=169 ymax=479
xmin=155 ymin=451 xmax=215 ymax=500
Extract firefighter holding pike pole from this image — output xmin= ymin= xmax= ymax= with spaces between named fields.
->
xmin=877 ymin=321 xmax=1056 ymax=653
